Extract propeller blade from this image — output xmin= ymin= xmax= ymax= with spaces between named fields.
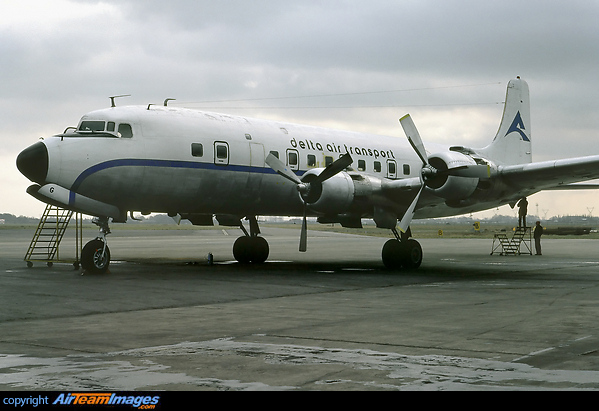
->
xmin=299 ymin=207 xmax=308 ymax=252
xmin=314 ymin=153 xmax=353 ymax=184
xmin=398 ymin=186 xmax=424 ymax=233
xmin=265 ymin=153 xmax=302 ymax=185
xmin=400 ymin=115 xmax=428 ymax=166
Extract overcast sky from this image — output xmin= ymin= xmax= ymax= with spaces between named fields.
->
xmin=2 ymin=0 xmax=599 ymax=220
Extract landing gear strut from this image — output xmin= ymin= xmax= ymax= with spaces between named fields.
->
xmin=233 ymin=216 xmax=269 ymax=264
xmin=81 ymin=217 xmax=111 ymax=274
xmin=381 ymin=227 xmax=423 ymax=270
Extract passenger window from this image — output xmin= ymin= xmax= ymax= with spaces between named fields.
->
xmin=214 ymin=142 xmax=229 ymax=165
xmin=325 ymin=156 xmax=333 ymax=167
xmin=357 ymin=159 xmax=366 ymax=171
xmin=216 ymin=145 xmax=228 ymax=159
xmin=387 ymin=160 xmax=397 ymax=179
xmin=269 ymin=150 xmax=279 ymax=159
xmin=374 ymin=161 xmax=381 ymax=172
xmin=286 ymin=149 xmax=299 ymax=171
xmin=288 ymin=152 xmax=298 ymax=165
xmin=191 ymin=143 xmax=203 ymax=157
xmin=307 ymin=154 xmax=316 ymax=167
xmin=118 ymin=123 xmax=133 ymax=138
xmin=403 ymin=164 xmax=411 ymax=175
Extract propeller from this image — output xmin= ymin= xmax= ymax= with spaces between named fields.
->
xmin=398 ymin=114 xmax=491 ymax=232
xmin=265 ymin=153 xmax=353 ymax=251
xmin=398 ymin=115 xmax=429 ymax=233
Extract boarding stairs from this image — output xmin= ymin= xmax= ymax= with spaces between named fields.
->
xmin=24 ymin=204 xmax=83 ymax=268
xmin=491 ymin=226 xmax=533 ymax=256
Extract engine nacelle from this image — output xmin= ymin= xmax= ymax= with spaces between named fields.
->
xmin=300 ymin=169 xmax=355 ymax=214
xmin=426 ymin=151 xmax=479 ymax=200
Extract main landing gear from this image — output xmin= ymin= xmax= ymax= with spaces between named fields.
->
xmin=233 ymin=216 xmax=269 ymax=264
xmin=81 ymin=217 xmax=111 ymax=274
xmin=381 ymin=227 xmax=423 ymax=270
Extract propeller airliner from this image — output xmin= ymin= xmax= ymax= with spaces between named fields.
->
xmin=16 ymin=77 xmax=599 ymax=273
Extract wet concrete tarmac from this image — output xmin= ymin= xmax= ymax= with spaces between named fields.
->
xmin=1 ymin=226 xmax=599 ymax=390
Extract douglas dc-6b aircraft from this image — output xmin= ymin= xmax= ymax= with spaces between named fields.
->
xmin=16 ymin=77 xmax=599 ymax=273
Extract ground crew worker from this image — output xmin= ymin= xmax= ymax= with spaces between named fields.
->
xmin=534 ymin=220 xmax=543 ymax=255
xmin=518 ymin=197 xmax=528 ymax=228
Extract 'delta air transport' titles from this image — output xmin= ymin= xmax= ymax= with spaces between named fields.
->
xmin=16 ymin=77 xmax=599 ymax=273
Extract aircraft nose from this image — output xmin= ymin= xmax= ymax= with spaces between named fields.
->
xmin=16 ymin=142 xmax=48 ymax=184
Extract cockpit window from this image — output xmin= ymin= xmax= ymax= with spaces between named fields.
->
xmin=78 ymin=121 xmax=106 ymax=132
xmin=118 ymin=123 xmax=133 ymax=138
xmin=71 ymin=120 xmax=133 ymax=138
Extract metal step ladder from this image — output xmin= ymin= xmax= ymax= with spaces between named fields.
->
xmin=24 ymin=204 xmax=83 ymax=268
xmin=491 ymin=226 xmax=533 ymax=255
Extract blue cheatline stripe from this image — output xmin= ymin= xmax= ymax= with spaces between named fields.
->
xmin=68 ymin=158 xmax=302 ymax=206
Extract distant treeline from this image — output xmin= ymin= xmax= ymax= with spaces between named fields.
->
xmin=1 ymin=212 xmax=597 ymax=227
xmin=0 ymin=213 xmax=41 ymax=224
xmin=0 ymin=212 xmax=180 ymax=225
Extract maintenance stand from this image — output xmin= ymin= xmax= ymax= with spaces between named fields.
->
xmin=24 ymin=204 xmax=83 ymax=268
xmin=491 ymin=227 xmax=533 ymax=255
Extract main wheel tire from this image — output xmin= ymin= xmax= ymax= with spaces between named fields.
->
xmin=382 ymin=238 xmax=423 ymax=270
xmin=402 ymin=239 xmax=423 ymax=269
xmin=250 ymin=236 xmax=269 ymax=264
xmin=81 ymin=239 xmax=111 ymax=274
xmin=382 ymin=239 xmax=404 ymax=269
xmin=233 ymin=236 xmax=252 ymax=263
xmin=233 ymin=236 xmax=270 ymax=264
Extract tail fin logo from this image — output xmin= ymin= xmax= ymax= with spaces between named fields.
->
xmin=505 ymin=111 xmax=530 ymax=142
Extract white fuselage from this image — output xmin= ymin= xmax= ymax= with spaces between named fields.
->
xmin=45 ymin=106 xmax=445 ymax=219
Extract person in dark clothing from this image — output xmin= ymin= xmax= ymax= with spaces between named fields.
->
xmin=518 ymin=197 xmax=528 ymax=228
xmin=534 ymin=220 xmax=543 ymax=255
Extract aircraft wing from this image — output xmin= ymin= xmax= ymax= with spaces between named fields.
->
xmin=545 ymin=184 xmax=599 ymax=190
xmin=499 ymin=154 xmax=599 ymax=192
xmin=373 ymin=154 xmax=599 ymax=223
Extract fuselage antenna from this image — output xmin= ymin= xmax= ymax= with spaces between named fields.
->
xmin=164 ymin=98 xmax=176 ymax=106
xmin=109 ymin=95 xmax=131 ymax=107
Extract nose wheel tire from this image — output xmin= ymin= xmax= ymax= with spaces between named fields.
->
xmin=81 ymin=239 xmax=111 ymax=274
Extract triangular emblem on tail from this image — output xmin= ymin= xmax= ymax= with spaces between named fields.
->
xmin=506 ymin=111 xmax=530 ymax=142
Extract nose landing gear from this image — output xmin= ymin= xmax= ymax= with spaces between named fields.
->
xmin=81 ymin=217 xmax=111 ymax=274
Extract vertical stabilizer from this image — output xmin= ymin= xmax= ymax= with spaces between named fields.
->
xmin=479 ymin=77 xmax=532 ymax=165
